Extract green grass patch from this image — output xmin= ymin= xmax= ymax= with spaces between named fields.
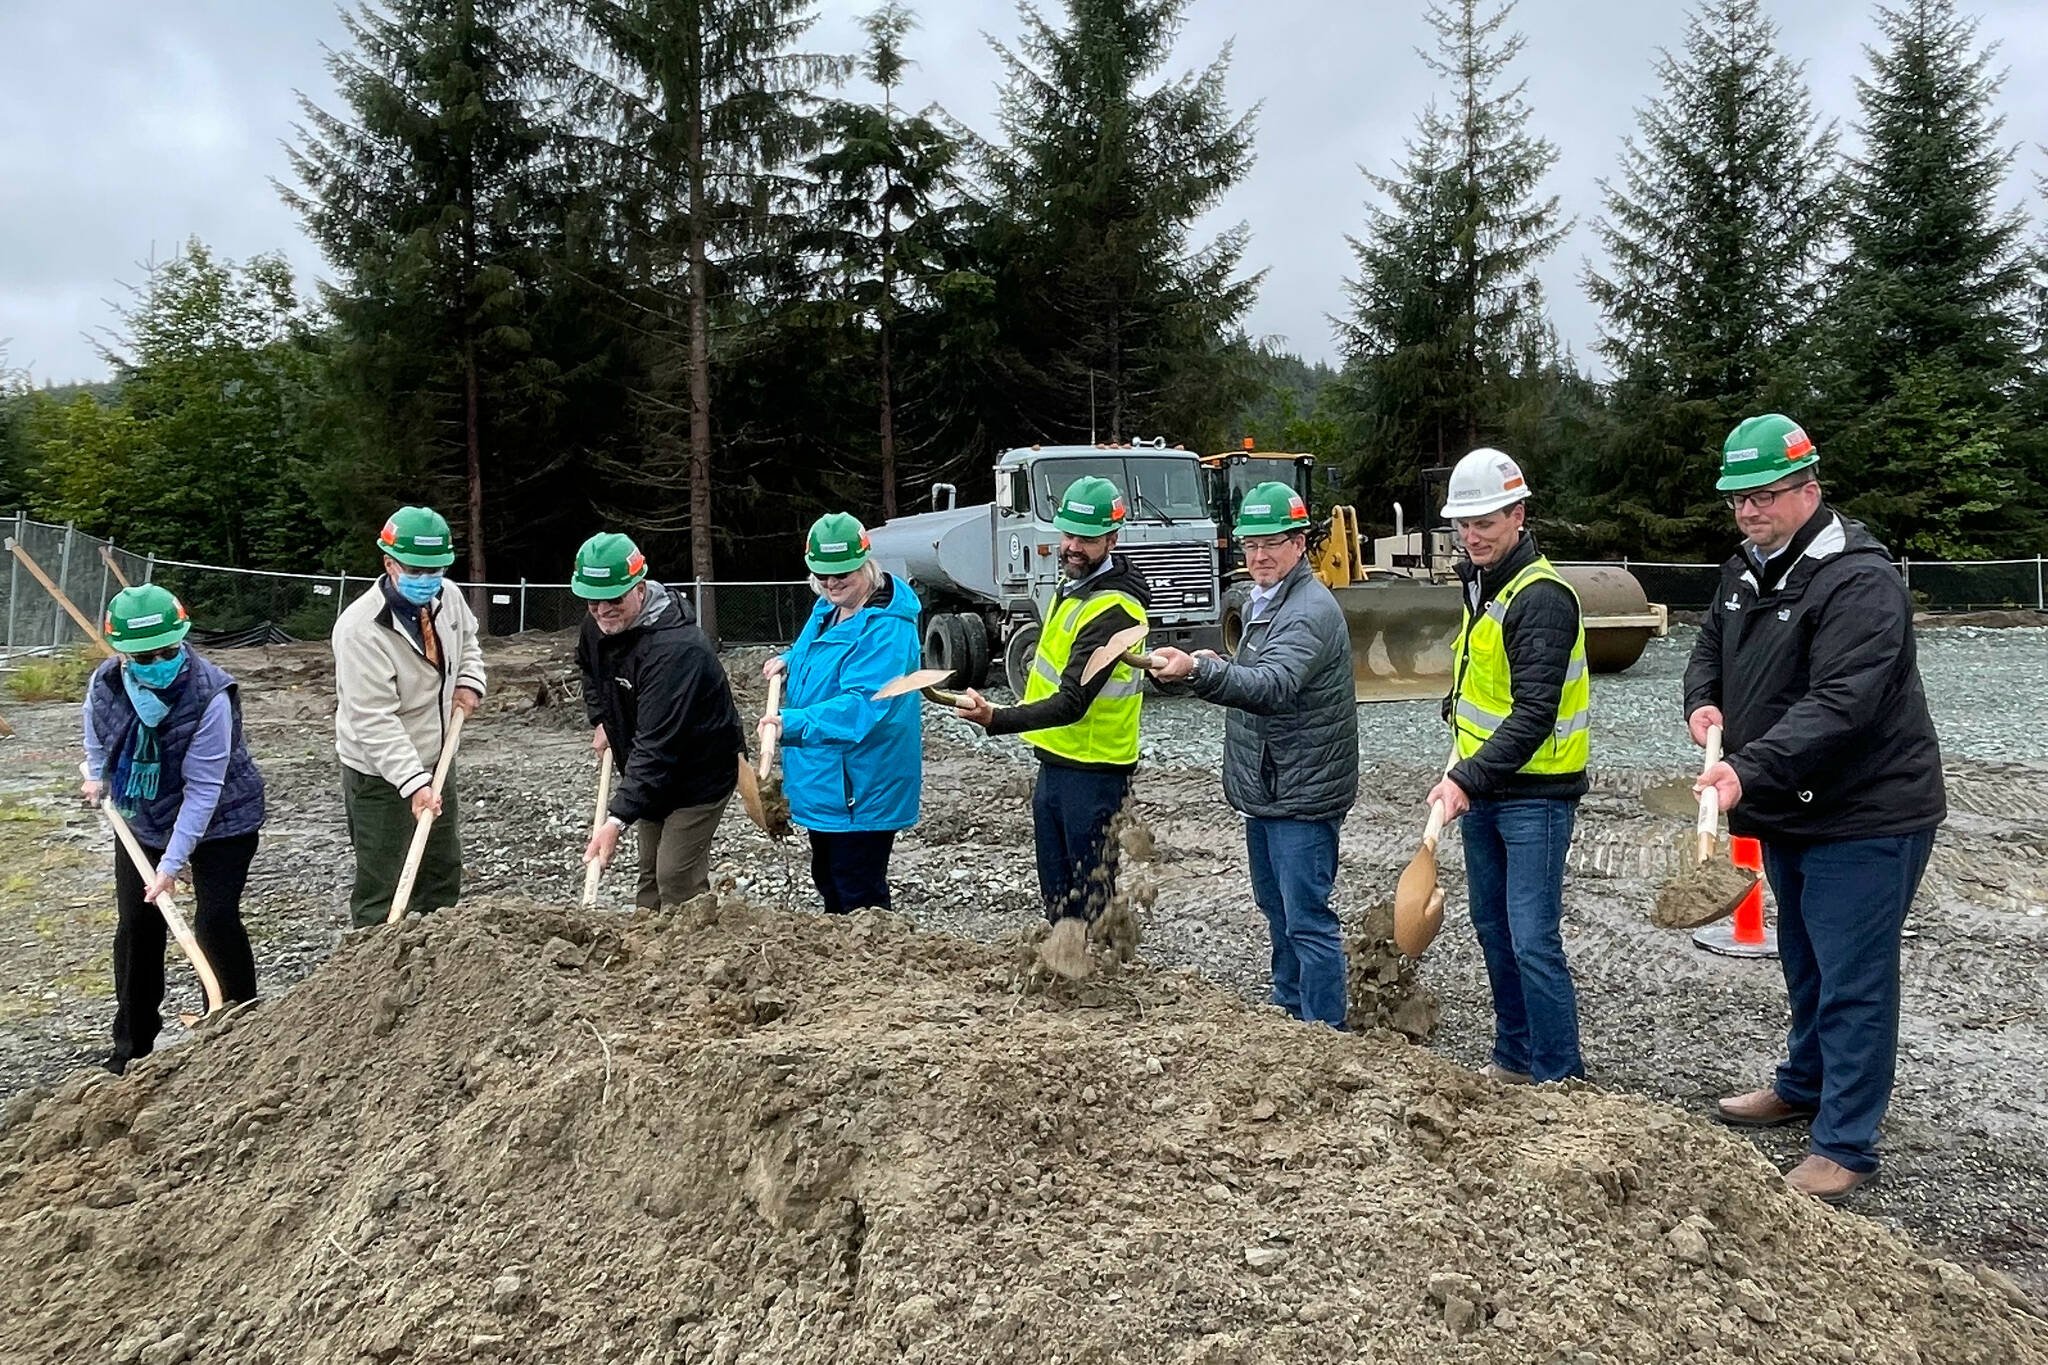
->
xmin=5 ymin=648 xmax=100 ymax=702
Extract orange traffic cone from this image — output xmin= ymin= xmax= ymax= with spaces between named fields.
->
xmin=1694 ymin=835 xmax=1778 ymax=958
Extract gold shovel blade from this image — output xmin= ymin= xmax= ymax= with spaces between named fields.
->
xmin=734 ymin=753 xmax=769 ymax=832
xmin=1080 ymin=623 xmax=1150 ymax=686
xmin=874 ymin=667 xmax=956 ymax=701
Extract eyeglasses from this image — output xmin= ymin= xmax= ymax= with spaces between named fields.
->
xmin=128 ymin=646 xmax=181 ymax=665
xmin=817 ymin=571 xmax=857 ymax=585
xmin=1726 ymin=482 xmax=1814 ymax=511
xmin=1242 ymin=534 xmax=1298 ymax=553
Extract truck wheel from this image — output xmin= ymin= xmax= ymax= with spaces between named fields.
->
xmin=955 ymin=612 xmax=991 ymax=689
xmin=1004 ymin=623 xmax=1041 ymax=696
xmin=922 ymin=614 xmax=970 ymax=687
xmin=1221 ymin=582 xmax=1255 ymax=654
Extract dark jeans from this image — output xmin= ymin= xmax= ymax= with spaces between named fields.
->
xmin=1246 ymin=816 xmax=1346 ymax=1028
xmin=112 ymin=831 xmax=260 ymax=1067
xmin=1462 ymin=795 xmax=1584 ymax=1082
xmin=809 ymin=830 xmax=896 ymax=913
xmin=343 ymin=764 xmax=461 ymax=928
xmin=1764 ymin=829 xmax=1936 ymax=1174
xmin=1030 ymin=762 xmax=1130 ymax=923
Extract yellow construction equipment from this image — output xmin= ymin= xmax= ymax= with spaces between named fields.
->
xmin=1203 ymin=447 xmax=1668 ymax=703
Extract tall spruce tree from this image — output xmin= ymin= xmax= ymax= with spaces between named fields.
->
xmin=806 ymin=4 xmax=972 ymax=518
xmin=1581 ymin=0 xmax=1836 ymax=556
xmin=983 ymin=0 xmax=1259 ymax=447
xmin=1813 ymin=0 xmax=2034 ymax=557
xmin=1335 ymin=0 xmax=1568 ymax=504
xmin=285 ymin=0 xmax=572 ymax=585
xmin=579 ymin=0 xmax=843 ymax=587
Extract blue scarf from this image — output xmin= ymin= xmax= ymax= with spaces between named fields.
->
xmin=112 ymin=668 xmax=177 ymax=817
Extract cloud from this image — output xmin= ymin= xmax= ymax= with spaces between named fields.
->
xmin=4 ymin=0 xmax=2044 ymax=386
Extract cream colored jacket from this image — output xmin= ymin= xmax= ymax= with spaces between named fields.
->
xmin=333 ymin=579 xmax=487 ymax=797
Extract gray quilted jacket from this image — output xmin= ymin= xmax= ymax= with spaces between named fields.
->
xmin=1191 ymin=558 xmax=1359 ymax=821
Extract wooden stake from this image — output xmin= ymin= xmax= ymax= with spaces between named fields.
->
xmin=7 ymin=538 xmax=116 ymax=659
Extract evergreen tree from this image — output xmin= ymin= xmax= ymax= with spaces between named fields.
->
xmin=1336 ymin=0 xmax=1568 ymax=506
xmin=285 ymin=0 xmax=577 ymax=585
xmin=1580 ymin=0 xmax=1836 ymax=557
xmin=1813 ymin=0 xmax=2034 ymax=557
xmin=806 ymin=4 xmax=976 ymax=518
xmin=983 ymin=0 xmax=1259 ymax=448
xmin=578 ymin=0 xmax=844 ymax=589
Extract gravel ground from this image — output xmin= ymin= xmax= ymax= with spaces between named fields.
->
xmin=3 ymin=622 xmax=2045 ymax=1299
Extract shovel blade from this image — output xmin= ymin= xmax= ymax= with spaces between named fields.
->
xmin=874 ymin=667 xmax=955 ymax=701
xmin=1392 ymin=846 xmax=1443 ymax=957
xmin=734 ymin=753 xmax=770 ymax=832
xmin=1652 ymin=857 xmax=1757 ymax=929
xmin=1080 ymin=623 xmax=1151 ymax=686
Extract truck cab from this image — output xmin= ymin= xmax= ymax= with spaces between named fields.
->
xmin=866 ymin=439 xmax=1226 ymax=694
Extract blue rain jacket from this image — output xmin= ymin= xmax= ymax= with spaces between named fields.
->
xmin=776 ymin=575 xmax=924 ymax=832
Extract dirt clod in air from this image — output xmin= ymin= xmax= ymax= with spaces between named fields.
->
xmin=1346 ymin=898 xmax=1441 ymax=1041
xmin=3 ymin=896 xmax=2044 ymax=1365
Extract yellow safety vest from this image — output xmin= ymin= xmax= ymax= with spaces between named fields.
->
xmin=1023 ymin=587 xmax=1147 ymax=767
xmin=1451 ymin=556 xmax=1590 ymax=775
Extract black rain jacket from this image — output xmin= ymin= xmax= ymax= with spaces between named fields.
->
xmin=1683 ymin=506 xmax=1945 ymax=844
xmin=1446 ymin=532 xmax=1589 ymax=802
xmin=578 ymin=582 xmax=745 ymax=824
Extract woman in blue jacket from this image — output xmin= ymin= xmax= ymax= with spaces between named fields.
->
xmin=760 ymin=513 xmax=923 ymax=913
xmin=79 ymin=585 xmax=264 ymax=1073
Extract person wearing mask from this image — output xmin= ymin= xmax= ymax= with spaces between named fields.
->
xmin=576 ymin=532 xmax=747 ymax=908
xmin=1689 ymin=414 xmax=1945 ymax=1202
xmin=953 ymin=477 xmax=1150 ymax=977
xmin=759 ymin=513 xmax=923 ymax=913
xmin=81 ymin=585 xmax=265 ymax=1072
xmin=333 ymin=506 xmax=486 ymax=926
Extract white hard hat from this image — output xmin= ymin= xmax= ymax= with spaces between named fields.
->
xmin=1439 ymin=447 xmax=1531 ymax=519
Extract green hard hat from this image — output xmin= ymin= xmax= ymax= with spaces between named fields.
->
xmin=1718 ymin=414 xmax=1819 ymax=492
xmin=1051 ymin=476 xmax=1128 ymax=537
xmin=104 ymin=584 xmax=192 ymax=654
xmin=805 ymin=512 xmax=872 ymax=575
xmin=572 ymin=531 xmax=649 ymax=600
xmin=376 ymin=506 xmax=457 ymax=568
xmin=1233 ymin=480 xmax=1312 ymax=538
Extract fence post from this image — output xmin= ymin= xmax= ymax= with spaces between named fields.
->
xmin=5 ymin=511 xmax=23 ymax=657
xmin=51 ymin=522 xmax=77 ymax=650
xmin=335 ymin=574 xmax=348 ymax=625
xmin=143 ymin=553 xmax=156 ymax=586
xmin=2037 ymin=555 xmax=2044 ymax=613
xmin=96 ymin=552 xmax=110 ymax=624
xmin=518 ymin=578 xmax=528 ymax=634
xmin=1900 ymin=557 xmax=1910 ymax=591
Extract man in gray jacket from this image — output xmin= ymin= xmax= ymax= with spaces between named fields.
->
xmin=1149 ymin=481 xmax=1359 ymax=1026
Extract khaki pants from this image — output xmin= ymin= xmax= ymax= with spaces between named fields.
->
xmin=635 ymin=795 xmax=729 ymax=910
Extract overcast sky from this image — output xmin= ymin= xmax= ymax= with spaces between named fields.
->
xmin=3 ymin=0 xmax=2044 ymax=386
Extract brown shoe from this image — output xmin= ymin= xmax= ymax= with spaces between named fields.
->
xmin=1783 ymin=1155 xmax=1877 ymax=1204
xmin=1480 ymin=1063 xmax=1533 ymax=1086
xmin=1714 ymin=1087 xmax=1818 ymax=1128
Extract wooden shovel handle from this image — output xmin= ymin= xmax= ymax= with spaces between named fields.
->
xmin=83 ymin=763 xmax=225 ymax=1014
xmin=388 ymin=708 xmax=467 ymax=923
xmin=758 ymin=673 xmax=783 ymax=779
xmin=1694 ymin=724 xmax=1723 ymax=863
xmin=1421 ymin=799 xmax=1448 ymax=849
xmin=582 ymin=747 xmax=615 ymax=907
xmin=1121 ymin=651 xmax=1163 ymax=671
xmin=925 ymin=687 xmax=965 ymax=707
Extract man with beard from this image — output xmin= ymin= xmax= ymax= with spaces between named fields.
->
xmin=954 ymin=476 xmax=1151 ymax=977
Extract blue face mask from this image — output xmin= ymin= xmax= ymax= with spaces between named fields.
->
xmin=395 ymin=572 xmax=444 ymax=606
xmin=125 ymin=648 xmax=187 ymax=693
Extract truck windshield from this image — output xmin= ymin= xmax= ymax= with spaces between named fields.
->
xmin=1030 ymin=457 xmax=1208 ymax=525
xmin=1228 ymin=458 xmax=1307 ymax=511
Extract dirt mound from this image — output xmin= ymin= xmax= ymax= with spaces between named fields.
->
xmin=3 ymin=897 xmax=2044 ymax=1364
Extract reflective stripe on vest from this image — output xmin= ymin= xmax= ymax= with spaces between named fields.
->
xmin=1022 ymin=588 xmax=1147 ymax=766
xmin=1451 ymin=557 xmax=1590 ymax=775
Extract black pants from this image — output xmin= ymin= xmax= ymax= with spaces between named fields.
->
xmin=809 ymin=830 xmax=896 ymax=914
xmin=1030 ymin=761 xmax=1131 ymax=924
xmin=112 ymin=831 xmax=260 ymax=1066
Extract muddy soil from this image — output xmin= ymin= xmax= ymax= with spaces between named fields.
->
xmin=2 ymin=628 xmax=2046 ymax=1322
xmin=3 ymin=895 xmax=2046 ymax=1364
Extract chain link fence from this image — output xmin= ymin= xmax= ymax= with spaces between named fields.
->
xmin=10 ymin=512 xmax=2042 ymax=662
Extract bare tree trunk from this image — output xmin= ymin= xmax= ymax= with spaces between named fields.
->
xmin=458 ymin=41 xmax=490 ymax=633
xmin=686 ymin=81 xmax=717 ymax=641
xmin=878 ymin=306 xmax=897 ymax=520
